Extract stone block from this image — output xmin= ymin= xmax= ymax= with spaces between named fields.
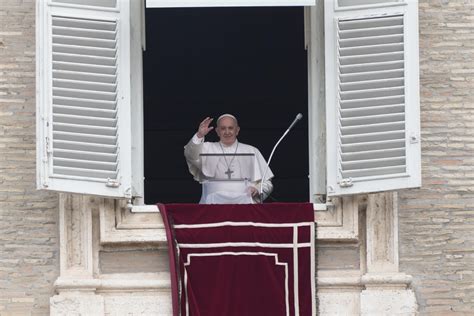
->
xmin=360 ymin=289 xmax=418 ymax=315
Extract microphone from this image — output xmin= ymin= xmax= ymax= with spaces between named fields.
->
xmin=287 ymin=113 xmax=303 ymax=132
xmin=259 ymin=113 xmax=303 ymax=203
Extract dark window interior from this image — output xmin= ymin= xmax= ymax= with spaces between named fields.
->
xmin=143 ymin=7 xmax=308 ymax=204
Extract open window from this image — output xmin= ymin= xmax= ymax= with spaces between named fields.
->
xmin=36 ymin=0 xmax=421 ymax=203
xmin=142 ymin=6 xmax=309 ymax=203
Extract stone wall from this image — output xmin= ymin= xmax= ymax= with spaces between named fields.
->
xmin=398 ymin=0 xmax=474 ymax=314
xmin=0 ymin=0 xmax=59 ymax=315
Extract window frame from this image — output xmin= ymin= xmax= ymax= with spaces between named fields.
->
xmin=146 ymin=0 xmax=316 ymax=8
xmin=306 ymin=4 xmax=327 ymax=203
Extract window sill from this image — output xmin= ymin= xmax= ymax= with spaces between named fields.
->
xmin=130 ymin=202 xmax=331 ymax=213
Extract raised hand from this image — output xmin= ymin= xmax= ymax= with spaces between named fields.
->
xmin=196 ymin=117 xmax=214 ymax=138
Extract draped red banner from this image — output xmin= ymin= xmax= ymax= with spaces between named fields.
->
xmin=159 ymin=203 xmax=316 ymax=316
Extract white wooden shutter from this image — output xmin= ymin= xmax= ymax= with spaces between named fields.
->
xmin=36 ymin=0 xmax=134 ymax=198
xmin=324 ymin=0 xmax=421 ymax=196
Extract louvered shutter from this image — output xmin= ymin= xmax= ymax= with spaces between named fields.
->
xmin=324 ymin=0 xmax=421 ymax=196
xmin=36 ymin=0 xmax=134 ymax=198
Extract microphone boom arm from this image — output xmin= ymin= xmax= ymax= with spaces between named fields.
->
xmin=259 ymin=114 xmax=302 ymax=203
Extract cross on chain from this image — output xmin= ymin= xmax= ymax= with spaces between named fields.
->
xmin=225 ymin=168 xmax=234 ymax=179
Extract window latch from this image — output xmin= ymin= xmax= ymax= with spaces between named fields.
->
xmin=105 ymin=178 xmax=120 ymax=188
xmin=410 ymin=133 xmax=420 ymax=144
xmin=339 ymin=178 xmax=353 ymax=188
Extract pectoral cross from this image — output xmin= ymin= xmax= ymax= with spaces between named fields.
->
xmin=225 ymin=168 xmax=234 ymax=179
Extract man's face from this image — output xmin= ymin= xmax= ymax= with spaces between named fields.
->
xmin=216 ymin=117 xmax=240 ymax=146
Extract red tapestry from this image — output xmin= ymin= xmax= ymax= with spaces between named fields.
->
xmin=159 ymin=203 xmax=316 ymax=316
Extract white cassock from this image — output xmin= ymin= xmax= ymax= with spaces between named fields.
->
xmin=184 ymin=134 xmax=274 ymax=204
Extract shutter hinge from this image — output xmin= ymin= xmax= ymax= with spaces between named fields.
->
xmin=45 ymin=136 xmax=52 ymax=154
xmin=105 ymin=178 xmax=120 ymax=188
xmin=327 ymin=185 xmax=335 ymax=194
xmin=339 ymin=178 xmax=353 ymax=188
xmin=124 ymin=187 xmax=132 ymax=199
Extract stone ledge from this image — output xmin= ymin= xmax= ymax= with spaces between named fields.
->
xmin=318 ymin=276 xmax=362 ymax=288
xmin=361 ymin=273 xmax=412 ymax=287
xmin=55 ymin=276 xmax=171 ymax=292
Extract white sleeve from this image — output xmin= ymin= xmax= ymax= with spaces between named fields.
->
xmin=184 ymin=135 xmax=204 ymax=180
xmin=251 ymin=178 xmax=273 ymax=203
xmin=184 ymin=134 xmax=204 ymax=161
xmin=250 ymin=146 xmax=274 ymax=202
xmin=260 ymin=178 xmax=273 ymax=201
xmin=191 ymin=133 xmax=204 ymax=144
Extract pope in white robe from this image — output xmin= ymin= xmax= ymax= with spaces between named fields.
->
xmin=184 ymin=114 xmax=274 ymax=204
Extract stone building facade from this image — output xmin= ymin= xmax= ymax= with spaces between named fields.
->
xmin=0 ymin=0 xmax=472 ymax=315
xmin=0 ymin=1 xmax=59 ymax=315
xmin=398 ymin=1 xmax=474 ymax=313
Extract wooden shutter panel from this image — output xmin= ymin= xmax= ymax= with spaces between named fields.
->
xmin=325 ymin=0 xmax=421 ymax=196
xmin=37 ymin=0 xmax=133 ymax=198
